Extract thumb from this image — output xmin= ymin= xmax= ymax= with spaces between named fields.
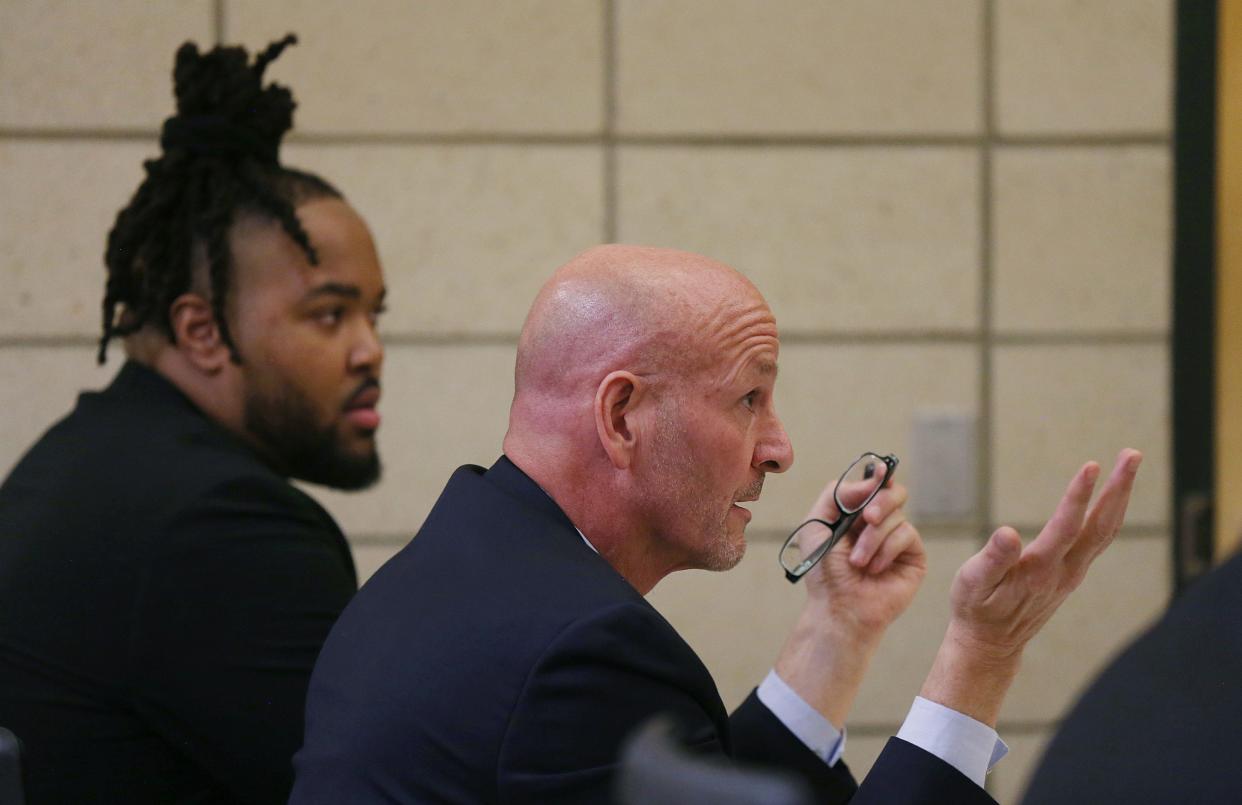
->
xmin=959 ymin=526 xmax=1023 ymax=593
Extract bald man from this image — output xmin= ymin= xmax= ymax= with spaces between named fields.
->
xmin=291 ymin=246 xmax=1141 ymax=804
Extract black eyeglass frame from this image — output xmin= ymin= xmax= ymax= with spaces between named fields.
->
xmin=780 ymin=452 xmax=899 ymax=584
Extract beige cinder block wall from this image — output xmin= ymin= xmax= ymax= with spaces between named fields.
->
xmin=0 ymin=1 xmax=1172 ymax=800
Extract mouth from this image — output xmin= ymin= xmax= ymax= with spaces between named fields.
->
xmin=731 ymin=496 xmax=759 ymax=517
xmin=730 ymin=481 xmax=763 ymax=522
xmin=733 ymin=479 xmax=764 ymax=506
xmin=344 ymin=381 xmax=382 ymax=431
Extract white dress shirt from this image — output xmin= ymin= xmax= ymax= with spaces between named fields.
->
xmin=575 ymin=529 xmax=1007 ymax=787
xmin=758 ymin=670 xmax=1008 ymax=787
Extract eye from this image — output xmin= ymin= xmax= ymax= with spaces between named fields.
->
xmin=742 ymin=390 xmax=759 ymax=410
xmin=315 ymin=306 xmax=346 ymax=328
xmin=368 ymin=303 xmax=388 ymax=326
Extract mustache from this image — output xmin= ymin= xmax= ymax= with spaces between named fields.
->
xmin=735 ymin=477 xmax=765 ymax=502
xmin=345 ymin=378 xmax=381 ymax=407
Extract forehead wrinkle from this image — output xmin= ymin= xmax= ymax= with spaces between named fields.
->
xmin=694 ymin=295 xmax=779 ymax=385
xmin=698 ymin=294 xmax=776 ymax=345
xmin=717 ymin=336 xmax=780 ymax=390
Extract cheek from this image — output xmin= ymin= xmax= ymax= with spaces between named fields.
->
xmin=706 ymin=420 xmax=754 ymax=465
xmin=229 ymin=295 xmax=287 ymax=347
xmin=278 ymin=335 xmax=331 ymax=369
xmin=247 ymin=330 xmax=342 ymax=399
xmin=263 ymin=315 xmax=339 ymax=359
xmin=688 ymin=432 xmax=750 ymax=496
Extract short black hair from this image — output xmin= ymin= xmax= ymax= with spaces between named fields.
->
xmin=98 ymin=34 xmax=341 ymax=364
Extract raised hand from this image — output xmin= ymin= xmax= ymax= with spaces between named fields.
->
xmin=921 ymin=448 xmax=1143 ymax=726
xmin=774 ymin=464 xmax=927 ymax=728
xmin=802 ymin=466 xmax=927 ymax=634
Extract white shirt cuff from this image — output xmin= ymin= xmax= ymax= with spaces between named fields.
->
xmin=756 ymin=669 xmax=845 ymax=766
xmin=896 ymin=696 xmax=1009 ymax=788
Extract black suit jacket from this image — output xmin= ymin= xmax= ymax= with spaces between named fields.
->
xmin=292 ymin=457 xmax=992 ymax=804
xmin=0 ymin=361 xmax=357 ymax=804
xmin=1022 ymin=549 xmax=1242 ymax=804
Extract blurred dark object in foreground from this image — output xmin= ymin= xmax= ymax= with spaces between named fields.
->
xmin=0 ymin=728 xmax=25 ymax=805
xmin=616 ymin=716 xmax=813 ymax=805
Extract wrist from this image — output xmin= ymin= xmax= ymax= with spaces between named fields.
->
xmin=919 ymin=623 xmax=1023 ymax=728
xmin=798 ymin=592 xmax=892 ymax=649
xmin=794 ymin=601 xmax=888 ymax=662
xmin=773 ymin=605 xmax=885 ymax=729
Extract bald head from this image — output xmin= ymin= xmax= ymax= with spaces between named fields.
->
xmin=513 ymin=245 xmax=762 ymax=401
xmin=504 ymin=243 xmax=775 ymax=475
xmin=503 ymin=245 xmax=790 ymax=591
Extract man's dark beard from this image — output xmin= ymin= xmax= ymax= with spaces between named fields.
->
xmin=243 ymin=379 xmax=381 ymax=491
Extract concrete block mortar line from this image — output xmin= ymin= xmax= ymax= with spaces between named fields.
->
xmin=213 ymin=0 xmax=225 ymax=45
xmin=346 ymin=533 xmax=412 ymax=548
xmin=602 ymin=0 xmax=618 ymax=244
xmin=0 ymin=331 xmax=1174 ymax=351
xmin=980 ymin=10 xmax=999 ymax=793
xmin=979 ymin=523 xmax=1170 ymax=540
xmin=979 ymin=0 xmax=997 ymax=579
xmin=0 ymin=129 xmax=1170 ymax=148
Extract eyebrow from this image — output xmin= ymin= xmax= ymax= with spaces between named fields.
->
xmin=302 ymin=283 xmax=387 ymax=304
xmin=755 ymin=360 xmax=778 ymax=377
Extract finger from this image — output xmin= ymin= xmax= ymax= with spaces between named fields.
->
xmin=850 ymin=504 xmax=907 ymax=567
xmin=835 ymin=480 xmax=875 ymax=512
xmin=1069 ymin=449 xmax=1143 ymax=568
xmin=836 ymin=469 xmax=903 ymax=514
xmin=863 ymin=483 xmax=909 ymax=526
xmin=958 ymin=526 xmax=1023 ymax=594
xmin=866 ymin=520 xmax=923 ymax=575
xmin=1031 ymin=461 xmax=1101 ymax=558
xmin=805 ymin=476 xmax=843 ymax=522
xmin=794 ymin=519 xmax=835 ymax=562
xmin=1085 ymin=449 xmax=1142 ymax=538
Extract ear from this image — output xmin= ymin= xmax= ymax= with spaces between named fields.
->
xmin=168 ymin=292 xmax=230 ymax=374
xmin=595 ymin=370 xmax=646 ymax=470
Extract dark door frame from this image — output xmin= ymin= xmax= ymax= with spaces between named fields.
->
xmin=1173 ymin=0 xmax=1217 ymax=594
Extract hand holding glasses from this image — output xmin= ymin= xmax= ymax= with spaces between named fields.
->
xmin=779 ymin=452 xmax=899 ymax=583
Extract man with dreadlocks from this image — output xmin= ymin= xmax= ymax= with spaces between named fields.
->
xmin=0 ymin=36 xmax=385 ymax=803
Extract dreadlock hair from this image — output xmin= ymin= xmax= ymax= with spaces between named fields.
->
xmin=98 ymin=33 xmax=341 ymax=364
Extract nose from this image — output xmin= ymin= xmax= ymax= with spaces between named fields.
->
xmin=754 ymin=411 xmax=794 ymax=474
xmin=348 ymin=319 xmax=384 ymax=375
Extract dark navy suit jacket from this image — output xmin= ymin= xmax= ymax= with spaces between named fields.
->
xmin=292 ymin=457 xmax=993 ymax=804
xmin=1022 ymin=549 xmax=1242 ymax=804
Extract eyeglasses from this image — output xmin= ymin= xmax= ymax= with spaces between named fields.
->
xmin=779 ymin=452 xmax=899 ymax=583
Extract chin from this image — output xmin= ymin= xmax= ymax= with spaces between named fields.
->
xmin=298 ymin=445 xmax=382 ymax=491
xmin=701 ymin=535 xmax=746 ymax=573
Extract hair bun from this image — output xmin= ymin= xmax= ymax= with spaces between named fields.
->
xmin=160 ymin=34 xmax=299 ymax=164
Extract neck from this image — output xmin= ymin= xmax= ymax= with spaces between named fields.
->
xmin=504 ymin=438 xmax=681 ymax=595
xmin=151 ymin=349 xmax=241 ymax=422
xmin=134 ymin=346 xmax=261 ymax=454
xmin=589 ymin=531 xmax=685 ymax=595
